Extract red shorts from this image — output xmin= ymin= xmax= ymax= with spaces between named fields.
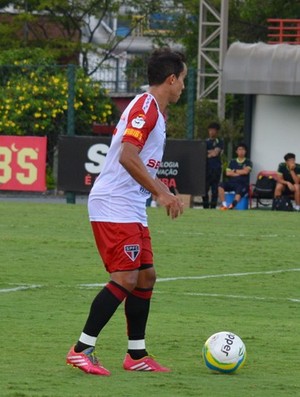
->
xmin=91 ymin=222 xmax=153 ymax=273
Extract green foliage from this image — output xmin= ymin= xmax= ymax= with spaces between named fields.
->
xmin=229 ymin=0 xmax=300 ymax=43
xmin=46 ymin=166 xmax=56 ymax=190
xmin=0 ymin=49 xmax=118 ymax=175
xmin=0 ymin=48 xmax=57 ymax=65
xmin=0 ymin=1 xmax=168 ymax=74
xmin=166 ymin=103 xmax=188 ymax=139
xmin=0 ymin=56 xmax=116 ymax=137
xmin=194 ymin=100 xmax=220 ymax=139
xmin=1 ymin=0 xmax=299 ymax=145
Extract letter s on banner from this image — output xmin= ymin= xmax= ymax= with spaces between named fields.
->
xmin=0 ymin=136 xmax=47 ymax=191
xmin=85 ymin=144 xmax=109 ymax=174
xmin=17 ymin=147 xmax=38 ymax=184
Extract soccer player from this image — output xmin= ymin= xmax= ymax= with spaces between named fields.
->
xmin=274 ymin=153 xmax=300 ymax=211
xmin=218 ymin=143 xmax=252 ymax=210
xmin=66 ymin=48 xmax=187 ymax=375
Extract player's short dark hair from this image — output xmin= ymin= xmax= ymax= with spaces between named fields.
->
xmin=208 ymin=122 xmax=220 ymax=130
xmin=236 ymin=142 xmax=248 ymax=152
xmin=147 ymin=47 xmax=186 ymax=86
xmin=284 ymin=153 xmax=295 ymax=161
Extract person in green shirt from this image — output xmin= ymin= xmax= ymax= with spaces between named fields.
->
xmin=274 ymin=153 xmax=300 ymax=211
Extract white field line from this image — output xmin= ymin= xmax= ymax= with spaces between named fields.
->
xmin=79 ymin=268 xmax=300 ymax=287
xmin=77 ymin=268 xmax=300 ymax=304
xmin=0 ymin=284 xmax=42 ymax=293
xmin=155 ymin=268 xmax=300 ymax=282
xmin=155 ymin=291 xmax=300 ymax=303
xmin=2 ymin=268 xmax=300 ymax=304
xmin=156 ymin=230 xmax=296 ymax=238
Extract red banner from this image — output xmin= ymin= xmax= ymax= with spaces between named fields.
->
xmin=0 ymin=136 xmax=47 ymax=191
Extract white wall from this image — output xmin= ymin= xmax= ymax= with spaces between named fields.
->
xmin=250 ymin=95 xmax=300 ymax=183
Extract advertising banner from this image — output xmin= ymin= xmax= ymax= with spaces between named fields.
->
xmin=0 ymin=136 xmax=47 ymax=191
xmin=58 ymin=136 xmax=206 ymax=195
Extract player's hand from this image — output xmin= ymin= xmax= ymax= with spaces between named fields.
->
xmin=287 ymin=160 xmax=296 ymax=170
xmin=160 ymin=193 xmax=184 ymax=219
xmin=154 ymin=178 xmax=184 ymax=219
xmin=166 ymin=201 xmax=184 ymax=219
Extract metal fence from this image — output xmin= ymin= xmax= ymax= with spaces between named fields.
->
xmin=91 ymin=61 xmax=148 ymax=94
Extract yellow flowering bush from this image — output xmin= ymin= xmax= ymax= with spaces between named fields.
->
xmin=0 ymin=63 xmax=116 ymax=137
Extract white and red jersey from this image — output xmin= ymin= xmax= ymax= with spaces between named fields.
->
xmin=88 ymin=93 xmax=166 ymax=226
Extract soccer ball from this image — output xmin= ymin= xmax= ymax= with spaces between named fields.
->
xmin=202 ymin=331 xmax=246 ymax=374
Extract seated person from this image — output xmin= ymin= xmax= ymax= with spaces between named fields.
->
xmin=218 ymin=143 xmax=252 ymax=210
xmin=274 ymin=153 xmax=300 ymax=211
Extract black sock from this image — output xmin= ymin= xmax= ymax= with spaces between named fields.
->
xmin=74 ymin=342 xmax=93 ymax=353
xmin=125 ymin=288 xmax=152 ymax=359
xmin=232 ymin=199 xmax=238 ymax=208
xmin=75 ymin=281 xmax=128 ymax=353
xmin=127 ymin=349 xmax=148 ymax=360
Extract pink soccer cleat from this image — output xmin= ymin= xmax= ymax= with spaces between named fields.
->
xmin=219 ymin=205 xmax=228 ymax=210
xmin=123 ymin=353 xmax=170 ymax=372
xmin=66 ymin=345 xmax=110 ymax=376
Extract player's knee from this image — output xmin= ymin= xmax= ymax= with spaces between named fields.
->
xmin=138 ymin=266 xmax=156 ymax=289
xmin=146 ymin=270 xmax=156 ymax=288
xmin=111 ymin=271 xmax=139 ymax=292
xmin=124 ymin=276 xmax=139 ymax=292
xmin=274 ymin=183 xmax=283 ymax=195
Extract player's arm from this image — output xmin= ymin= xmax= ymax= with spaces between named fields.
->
xmin=277 ymin=172 xmax=289 ymax=185
xmin=119 ymin=142 xmax=183 ymax=219
xmin=226 ymin=164 xmax=238 ymax=177
xmin=235 ymin=166 xmax=251 ymax=176
xmin=276 ymin=173 xmax=294 ymax=191
xmin=207 ymin=147 xmax=222 ymax=158
xmin=289 ymin=169 xmax=298 ymax=184
xmin=226 ymin=168 xmax=237 ymax=177
xmin=287 ymin=161 xmax=299 ymax=185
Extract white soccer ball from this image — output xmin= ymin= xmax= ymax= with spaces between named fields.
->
xmin=202 ymin=331 xmax=246 ymax=374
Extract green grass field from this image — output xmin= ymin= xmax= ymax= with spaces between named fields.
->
xmin=1 ymin=201 xmax=300 ymax=397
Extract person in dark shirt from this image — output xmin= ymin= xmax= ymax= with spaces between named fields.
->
xmin=274 ymin=153 xmax=300 ymax=211
xmin=218 ymin=143 xmax=252 ymax=210
xmin=202 ymin=122 xmax=224 ymax=209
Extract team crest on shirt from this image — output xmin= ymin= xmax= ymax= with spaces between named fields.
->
xmin=124 ymin=245 xmax=140 ymax=261
xmin=132 ymin=115 xmax=146 ymax=129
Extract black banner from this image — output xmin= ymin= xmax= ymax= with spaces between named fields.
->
xmin=58 ymin=136 xmax=206 ymax=195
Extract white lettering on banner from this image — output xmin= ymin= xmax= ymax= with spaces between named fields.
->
xmin=160 ymin=162 xmax=179 ymax=168
xmin=85 ymin=144 xmax=109 ymax=174
xmin=0 ymin=146 xmax=12 ymax=183
xmin=17 ymin=148 xmax=38 ymax=184
xmin=157 ymin=161 xmax=179 ymax=177
xmin=0 ymin=146 xmax=38 ymax=185
xmin=157 ymin=169 xmax=178 ymax=176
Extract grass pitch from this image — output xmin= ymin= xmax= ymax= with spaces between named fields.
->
xmin=0 ymin=201 xmax=300 ymax=397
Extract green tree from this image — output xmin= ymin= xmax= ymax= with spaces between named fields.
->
xmin=0 ymin=1 xmax=167 ymax=74
xmin=230 ymin=0 xmax=300 ymax=43
xmin=164 ymin=0 xmax=300 ymax=141
xmin=1 ymin=0 xmax=299 ymax=144
xmin=0 ymin=50 xmax=117 ymax=172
